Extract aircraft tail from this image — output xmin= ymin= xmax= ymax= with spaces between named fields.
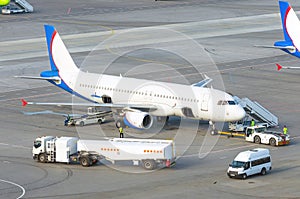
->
xmin=44 ymin=25 xmax=79 ymax=74
xmin=274 ymin=1 xmax=300 ymax=52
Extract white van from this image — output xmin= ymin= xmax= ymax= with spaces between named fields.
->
xmin=227 ymin=148 xmax=272 ymax=179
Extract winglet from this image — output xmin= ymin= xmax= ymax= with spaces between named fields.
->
xmin=192 ymin=75 xmax=212 ymax=87
xmin=276 ymin=63 xmax=283 ymax=71
xmin=21 ymin=99 xmax=28 ymax=107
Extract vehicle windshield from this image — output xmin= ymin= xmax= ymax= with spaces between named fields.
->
xmin=231 ymin=161 xmax=246 ymax=168
xmin=256 ymin=127 xmax=266 ymax=133
xmin=33 ymin=140 xmax=41 ymax=148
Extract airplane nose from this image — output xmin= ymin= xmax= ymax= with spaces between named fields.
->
xmin=225 ymin=105 xmax=245 ymax=122
xmin=236 ymin=106 xmax=246 ymax=120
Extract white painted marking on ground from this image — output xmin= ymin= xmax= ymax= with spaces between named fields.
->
xmin=0 ymin=143 xmax=30 ymax=149
xmin=11 ymin=145 xmax=31 ymax=149
xmin=0 ymin=179 xmax=25 ymax=199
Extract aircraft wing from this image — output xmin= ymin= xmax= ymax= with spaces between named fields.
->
xmin=21 ymin=99 xmax=157 ymax=111
xmin=276 ymin=64 xmax=300 ymax=71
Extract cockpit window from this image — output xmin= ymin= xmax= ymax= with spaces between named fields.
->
xmin=217 ymin=100 xmax=236 ymax=105
xmin=228 ymin=100 xmax=236 ymax=105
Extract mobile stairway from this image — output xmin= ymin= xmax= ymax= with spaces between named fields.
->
xmin=233 ymin=96 xmax=278 ymax=127
xmin=2 ymin=0 xmax=33 ymax=14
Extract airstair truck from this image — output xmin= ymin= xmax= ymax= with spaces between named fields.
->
xmin=32 ymin=136 xmax=176 ymax=170
xmin=1 ymin=0 xmax=33 ymax=14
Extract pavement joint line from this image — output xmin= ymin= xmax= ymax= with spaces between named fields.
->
xmin=179 ymin=143 xmax=257 ymax=158
xmin=0 ymin=91 xmax=65 ymax=102
xmin=2 ymin=11 xmax=300 ymax=63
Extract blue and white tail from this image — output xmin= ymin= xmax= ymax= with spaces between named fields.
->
xmin=40 ymin=25 xmax=80 ymax=93
xmin=274 ymin=1 xmax=300 ymax=55
xmin=44 ymin=25 xmax=79 ymax=74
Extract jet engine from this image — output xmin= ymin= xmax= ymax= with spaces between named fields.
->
xmin=123 ymin=111 xmax=153 ymax=129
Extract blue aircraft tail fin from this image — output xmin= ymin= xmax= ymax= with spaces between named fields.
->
xmin=279 ymin=1 xmax=292 ymax=42
xmin=44 ymin=25 xmax=79 ymax=73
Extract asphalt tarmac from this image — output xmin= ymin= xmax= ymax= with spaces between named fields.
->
xmin=0 ymin=0 xmax=300 ymax=198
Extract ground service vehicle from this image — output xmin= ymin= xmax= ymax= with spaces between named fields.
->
xmin=32 ymin=136 xmax=176 ymax=170
xmin=245 ymin=126 xmax=290 ymax=146
xmin=67 ymin=114 xmax=106 ymax=126
xmin=1 ymin=0 xmax=33 ymax=14
xmin=227 ymin=148 xmax=272 ymax=179
xmin=229 ymin=119 xmax=268 ymax=132
xmin=66 ymin=108 xmax=111 ymax=126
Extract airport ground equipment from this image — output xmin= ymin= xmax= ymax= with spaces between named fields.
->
xmin=32 ymin=136 xmax=176 ymax=170
xmin=233 ymin=96 xmax=278 ymax=128
xmin=244 ymin=126 xmax=289 ymax=146
xmin=229 ymin=116 xmax=269 ymax=132
xmin=219 ymin=126 xmax=289 ymax=146
xmin=227 ymin=148 xmax=272 ymax=179
xmin=67 ymin=107 xmax=112 ymax=126
xmin=1 ymin=0 xmax=33 ymax=14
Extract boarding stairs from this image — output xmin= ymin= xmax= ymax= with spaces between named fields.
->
xmin=233 ymin=96 xmax=278 ymax=127
xmin=1 ymin=0 xmax=33 ymax=14
xmin=15 ymin=0 xmax=33 ymax=12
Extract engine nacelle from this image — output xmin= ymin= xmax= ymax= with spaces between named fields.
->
xmin=123 ymin=111 xmax=153 ymax=129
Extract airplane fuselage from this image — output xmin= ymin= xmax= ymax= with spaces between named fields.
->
xmin=56 ymin=69 xmax=245 ymax=123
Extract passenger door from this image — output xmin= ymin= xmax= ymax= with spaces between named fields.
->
xmin=201 ymin=94 xmax=209 ymax=111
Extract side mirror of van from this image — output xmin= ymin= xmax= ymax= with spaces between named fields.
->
xmin=229 ymin=164 xmax=232 ymax=167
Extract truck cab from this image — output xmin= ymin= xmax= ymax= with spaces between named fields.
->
xmin=32 ymin=136 xmax=55 ymax=162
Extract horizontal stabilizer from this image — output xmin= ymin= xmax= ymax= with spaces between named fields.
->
xmin=15 ymin=75 xmax=61 ymax=84
xmin=254 ymin=45 xmax=296 ymax=51
xmin=192 ymin=75 xmax=212 ymax=87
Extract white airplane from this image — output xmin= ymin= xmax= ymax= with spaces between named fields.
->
xmin=18 ymin=25 xmax=245 ymax=131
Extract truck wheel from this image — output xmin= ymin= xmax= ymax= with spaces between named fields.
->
xmin=98 ymin=119 xmax=102 ymax=124
xmin=269 ymin=138 xmax=276 ymax=146
xmin=79 ymin=121 xmax=84 ymax=127
xmin=143 ymin=159 xmax=156 ymax=170
xmin=242 ymin=173 xmax=247 ymax=179
xmin=80 ymin=157 xmax=90 ymax=167
xmin=38 ymin=153 xmax=46 ymax=163
xmin=254 ymin=136 xmax=261 ymax=144
xmin=261 ymin=168 xmax=267 ymax=175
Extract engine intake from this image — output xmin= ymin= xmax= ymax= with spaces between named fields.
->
xmin=123 ymin=111 xmax=153 ymax=129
